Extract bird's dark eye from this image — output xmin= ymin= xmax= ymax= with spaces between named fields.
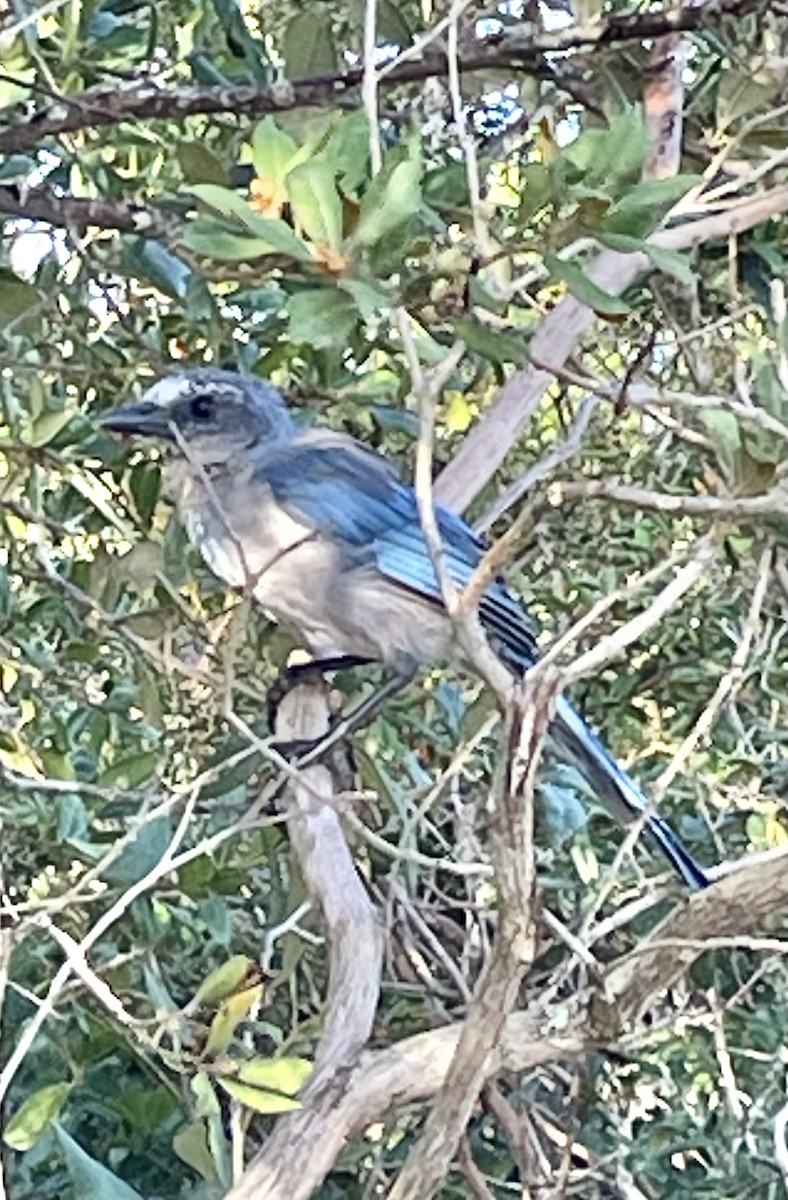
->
xmin=189 ymin=394 xmax=214 ymax=420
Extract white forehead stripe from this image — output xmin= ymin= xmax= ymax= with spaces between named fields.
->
xmin=142 ymin=375 xmax=192 ymax=407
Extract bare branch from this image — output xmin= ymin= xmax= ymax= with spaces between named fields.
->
xmin=0 ymin=184 xmax=178 ymax=237
xmin=0 ymin=0 xmax=766 ymax=154
xmin=274 ymin=680 xmax=383 ymax=1072
xmin=219 ymin=681 xmax=384 ymax=1200
xmin=555 ymin=477 xmax=788 ymax=520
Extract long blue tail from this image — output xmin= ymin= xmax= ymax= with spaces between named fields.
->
xmin=552 ymin=696 xmax=709 ymax=890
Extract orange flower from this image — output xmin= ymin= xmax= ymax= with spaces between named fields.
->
xmin=249 ymin=177 xmax=285 ymax=219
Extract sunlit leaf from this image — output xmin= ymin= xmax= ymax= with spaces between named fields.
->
xmin=217 ymin=1078 xmax=303 ymax=1114
xmin=237 ymin=1055 xmax=313 ymax=1094
xmin=172 ymin=1121 xmax=218 ymax=1182
xmin=250 ymin=116 xmax=303 ymax=181
xmin=353 ymin=141 xmax=422 ymax=248
xmin=444 ymin=391 xmax=474 ymax=433
xmin=287 ymin=158 xmax=344 ymax=250
xmin=3 ymin=1083 xmax=72 ymax=1150
xmin=204 ymin=983 xmax=263 ymax=1056
xmin=193 ymin=955 xmax=254 ymax=1007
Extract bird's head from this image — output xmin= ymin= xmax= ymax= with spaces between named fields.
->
xmin=100 ymin=368 xmax=294 ymax=460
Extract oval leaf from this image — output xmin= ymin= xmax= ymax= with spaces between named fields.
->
xmin=282 ymin=11 xmax=337 ymax=78
xmin=353 ymin=142 xmax=422 ymax=249
xmin=193 ymin=955 xmax=254 ymax=1007
xmin=4 ymin=1082 xmax=72 ymax=1150
xmin=217 ymin=1078 xmax=303 ymax=1114
xmin=287 ymin=158 xmax=344 ymax=250
xmin=237 ymin=1055 xmax=313 ymax=1095
xmin=204 ymin=983 xmax=263 ymax=1056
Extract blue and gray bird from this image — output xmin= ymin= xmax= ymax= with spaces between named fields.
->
xmin=101 ymin=367 xmax=709 ymax=890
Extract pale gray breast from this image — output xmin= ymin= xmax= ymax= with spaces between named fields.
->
xmin=162 ymin=453 xmax=456 ymax=669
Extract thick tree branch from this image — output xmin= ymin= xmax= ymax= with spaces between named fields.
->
xmin=0 ymin=0 xmax=765 ymax=154
xmin=274 ymin=681 xmax=383 ymax=1073
xmin=223 ymin=851 xmax=788 ymax=1200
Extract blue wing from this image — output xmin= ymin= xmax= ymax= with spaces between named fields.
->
xmin=260 ymin=438 xmax=540 ymax=666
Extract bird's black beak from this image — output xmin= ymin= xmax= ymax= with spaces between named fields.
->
xmin=99 ymin=401 xmax=174 ymax=439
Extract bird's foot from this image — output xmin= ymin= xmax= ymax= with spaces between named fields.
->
xmin=266 ymin=655 xmax=374 ymax=731
xmin=270 ymin=670 xmax=415 ymax=767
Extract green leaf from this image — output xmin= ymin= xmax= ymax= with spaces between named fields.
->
xmin=287 ymin=158 xmax=344 ymax=249
xmin=193 ymin=954 xmax=254 ymax=1007
xmin=716 ymin=70 xmax=776 ymax=131
xmin=282 ymin=10 xmax=337 ymax=78
xmin=602 ymin=175 xmax=700 ymax=238
xmin=562 ymin=107 xmax=648 ymax=192
xmin=377 ymin=0 xmax=412 ymax=46
xmin=453 ymin=317 xmax=527 ymax=365
xmin=545 ymin=256 xmax=630 ymax=316
xmin=29 ymin=408 xmax=76 ymax=447
xmin=53 ymin=1125 xmax=145 ymax=1200
xmin=209 ymin=0 xmax=268 ymax=80
xmin=124 ymin=238 xmax=193 ymax=299
xmin=217 ymin=1078 xmax=303 ymax=1114
xmin=129 ymin=463 xmax=161 ymax=529
xmin=177 ymin=142 xmax=229 ymax=185
xmin=181 ymin=223 xmax=278 ymax=262
xmin=338 ymin=276 xmax=389 ymax=316
xmin=0 ymin=269 xmax=39 ymax=324
xmin=700 ymin=408 xmax=742 ymax=483
xmin=286 ymin=289 xmax=359 ymax=348
xmin=3 ymin=1083 xmax=72 ymax=1150
xmin=181 ymin=216 xmax=311 ymax=263
xmin=250 ymin=116 xmax=304 ymax=182
xmin=98 ymin=749 xmax=160 ymax=790
xmin=324 ymin=111 xmax=370 ymax=197
xmin=353 ymin=141 xmax=422 ymax=248
xmin=0 ymin=68 xmax=35 ymax=111
xmin=172 ymin=1121 xmax=218 ymax=1183
xmin=237 ymin=1055 xmax=313 ymax=1095
xmin=102 ymin=813 xmax=172 ymax=886
xmin=205 ymin=983 xmax=263 ymax=1055
xmin=0 ymin=154 xmax=37 ymax=182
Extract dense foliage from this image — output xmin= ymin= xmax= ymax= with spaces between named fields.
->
xmin=1 ymin=0 xmax=788 ymax=1197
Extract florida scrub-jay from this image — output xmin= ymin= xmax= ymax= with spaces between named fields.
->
xmin=100 ymin=367 xmax=709 ymax=890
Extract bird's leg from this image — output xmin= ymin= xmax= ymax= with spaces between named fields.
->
xmin=270 ymin=669 xmax=415 ymax=765
xmin=291 ymin=670 xmax=415 ymax=768
xmin=267 ymin=655 xmax=376 ymax=731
